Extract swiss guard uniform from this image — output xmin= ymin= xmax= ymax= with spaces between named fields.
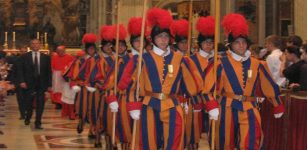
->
xmin=78 ymin=33 xmax=111 ymax=147
xmin=62 ymin=50 xmax=86 ymax=122
xmin=170 ymin=19 xmax=201 ymax=149
xmin=101 ymin=24 xmax=133 ymax=149
xmin=94 ymin=25 xmax=116 ymax=148
xmin=112 ymin=17 xmax=147 ymax=150
xmin=82 ymin=26 xmax=116 ymax=148
xmin=63 ymin=34 xmax=97 ymax=136
xmin=188 ymin=16 xmax=216 ymax=149
xmin=202 ymin=13 xmax=285 ymax=150
xmin=129 ymin=8 xmax=202 ymax=150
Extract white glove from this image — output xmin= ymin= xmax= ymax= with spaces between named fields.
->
xmin=208 ymin=108 xmax=219 ymax=120
xmin=274 ymin=112 xmax=283 ymax=118
xmin=85 ymin=86 xmax=96 ymax=92
xmin=129 ymin=110 xmax=141 ymax=120
xmin=109 ymin=101 xmax=119 ymax=112
xmin=72 ymin=85 xmax=81 ymax=92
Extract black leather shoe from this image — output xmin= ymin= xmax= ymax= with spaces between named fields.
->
xmin=88 ymin=133 xmax=96 ymax=139
xmin=35 ymin=125 xmax=44 ymax=130
xmin=24 ymin=119 xmax=30 ymax=125
xmin=94 ymin=142 xmax=102 ymax=148
xmin=77 ymin=122 xmax=83 ymax=134
xmin=55 ymin=104 xmax=62 ymax=110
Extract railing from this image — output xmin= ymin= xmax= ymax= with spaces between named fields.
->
xmin=260 ymin=90 xmax=307 ymax=150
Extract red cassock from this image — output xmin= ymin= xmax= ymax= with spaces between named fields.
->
xmin=51 ymin=53 xmax=74 ymax=104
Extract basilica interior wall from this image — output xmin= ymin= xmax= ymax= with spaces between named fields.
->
xmin=294 ymin=0 xmax=307 ymax=42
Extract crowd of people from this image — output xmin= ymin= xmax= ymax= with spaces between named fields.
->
xmin=0 ymin=7 xmax=306 ymax=150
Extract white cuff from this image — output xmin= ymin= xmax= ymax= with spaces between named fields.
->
xmin=109 ymin=101 xmax=119 ymax=112
xmin=129 ymin=110 xmax=141 ymax=120
xmin=72 ymin=85 xmax=81 ymax=92
xmin=274 ymin=112 xmax=283 ymax=118
xmin=208 ymin=108 xmax=219 ymax=121
xmin=85 ymin=86 xmax=96 ymax=92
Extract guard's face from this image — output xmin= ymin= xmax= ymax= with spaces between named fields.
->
xmin=201 ymin=39 xmax=214 ymax=53
xmin=231 ymin=38 xmax=247 ymax=56
xmin=132 ymin=37 xmax=141 ymax=51
xmin=154 ymin=32 xmax=170 ymax=51
xmin=102 ymin=43 xmax=113 ymax=55
xmin=177 ymin=40 xmax=188 ymax=54
xmin=119 ymin=42 xmax=127 ymax=54
xmin=87 ymin=46 xmax=96 ymax=56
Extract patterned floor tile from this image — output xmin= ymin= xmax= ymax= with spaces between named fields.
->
xmin=34 ymin=134 xmax=96 ymax=149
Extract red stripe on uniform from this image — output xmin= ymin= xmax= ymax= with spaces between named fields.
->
xmin=172 ymin=111 xmax=183 ymax=150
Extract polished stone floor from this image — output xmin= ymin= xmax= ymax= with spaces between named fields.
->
xmin=0 ymin=95 xmax=210 ymax=149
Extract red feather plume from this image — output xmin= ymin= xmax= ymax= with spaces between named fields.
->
xmin=170 ymin=19 xmax=188 ymax=37
xmin=128 ymin=17 xmax=143 ymax=36
xmin=112 ymin=24 xmax=127 ymax=40
xmin=82 ymin=33 xmax=97 ymax=44
xmin=221 ymin=13 xmax=249 ymax=38
xmin=196 ymin=16 xmax=215 ymax=37
xmin=147 ymin=7 xmax=173 ymax=29
xmin=100 ymin=25 xmax=114 ymax=41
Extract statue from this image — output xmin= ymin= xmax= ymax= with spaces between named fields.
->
xmin=61 ymin=0 xmax=80 ymax=46
xmin=43 ymin=18 xmax=56 ymax=46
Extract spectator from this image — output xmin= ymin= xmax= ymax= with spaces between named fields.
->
xmin=11 ymin=46 xmax=28 ymax=119
xmin=265 ymin=35 xmax=286 ymax=87
xmin=249 ymin=44 xmax=263 ymax=59
xmin=299 ymin=44 xmax=307 ymax=91
xmin=286 ymin=35 xmax=303 ymax=47
xmin=280 ymin=46 xmax=304 ymax=85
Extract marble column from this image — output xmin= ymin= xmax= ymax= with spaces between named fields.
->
xmin=86 ymin=0 xmax=107 ymax=35
xmin=258 ymin=0 xmax=266 ymax=46
xmin=294 ymin=0 xmax=307 ymax=40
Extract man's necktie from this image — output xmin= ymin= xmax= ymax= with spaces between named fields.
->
xmin=34 ymin=52 xmax=39 ymax=77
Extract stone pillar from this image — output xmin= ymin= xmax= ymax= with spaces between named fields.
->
xmin=272 ymin=0 xmax=278 ymax=34
xmin=120 ymin=0 xmax=144 ymax=27
xmin=210 ymin=0 xmax=215 ymax=16
xmin=258 ymin=0 xmax=266 ymax=46
xmin=225 ymin=0 xmax=235 ymax=14
xmin=294 ymin=0 xmax=307 ymax=40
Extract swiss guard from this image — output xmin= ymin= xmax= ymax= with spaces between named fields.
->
xmin=202 ymin=13 xmax=285 ymax=149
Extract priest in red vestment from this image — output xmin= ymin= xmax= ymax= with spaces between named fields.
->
xmin=51 ymin=45 xmax=74 ymax=118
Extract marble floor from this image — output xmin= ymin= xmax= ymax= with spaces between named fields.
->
xmin=0 ymin=95 xmax=210 ymax=149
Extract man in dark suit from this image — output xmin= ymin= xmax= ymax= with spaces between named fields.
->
xmin=18 ymin=39 xmax=52 ymax=129
xmin=9 ymin=46 xmax=28 ymax=119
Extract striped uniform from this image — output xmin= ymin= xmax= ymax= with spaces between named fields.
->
xmin=87 ymin=54 xmax=115 ymax=137
xmin=132 ymin=49 xmax=202 ymax=150
xmin=102 ymin=53 xmax=135 ymax=149
xmin=63 ymin=56 xmax=89 ymax=123
xmin=203 ymin=52 xmax=285 ymax=150
xmin=184 ymin=51 xmax=211 ymax=149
